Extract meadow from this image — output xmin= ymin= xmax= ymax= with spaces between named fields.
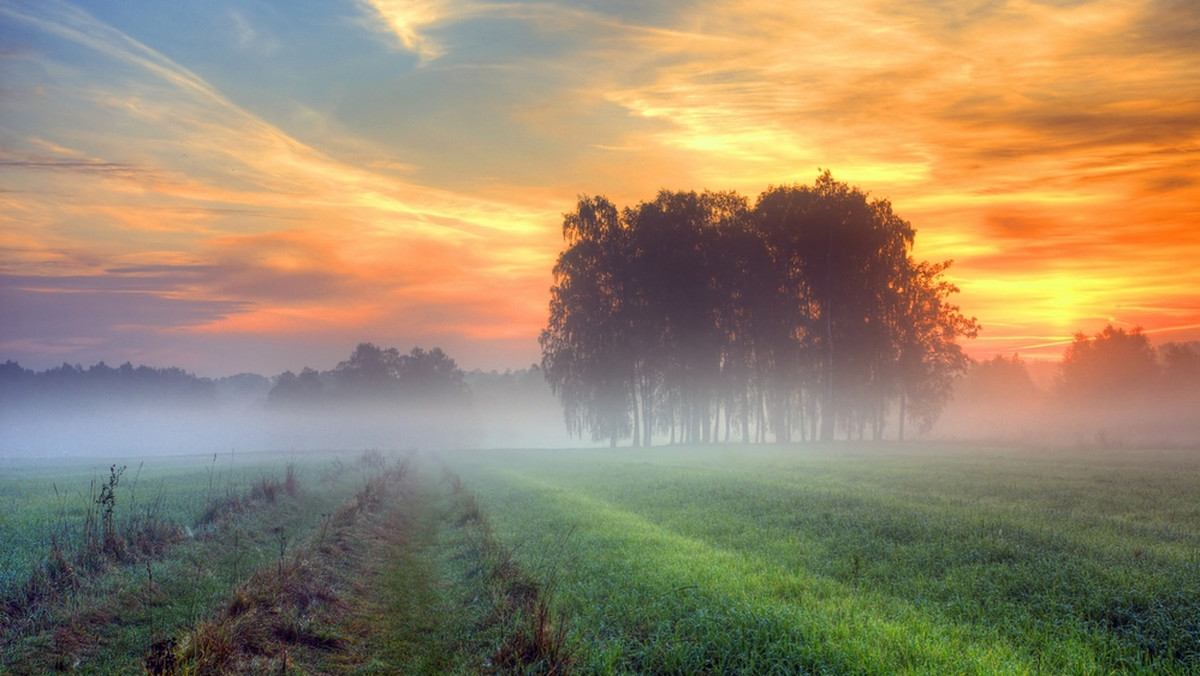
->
xmin=440 ymin=443 xmax=1200 ymax=674
xmin=0 ymin=449 xmax=411 ymax=673
xmin=3 ymin=442 xmax=1199 ymax=674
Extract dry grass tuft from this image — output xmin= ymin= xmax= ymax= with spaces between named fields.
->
xmin=161 ymin=551 xmax=351 ymax=673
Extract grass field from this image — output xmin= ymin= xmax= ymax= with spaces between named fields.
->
xmin=3 ymin=442 xmax=1199 ymax=674
xmin=0 ymin=450 xmax=406 ymax=673
xmin=440 ymin=443 xmax=1200 ymax=674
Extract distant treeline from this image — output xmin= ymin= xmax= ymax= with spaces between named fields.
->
xmin=957 ymin=328 xmax=1200 ymax=404
xmin=943 ymin=327 xmax=1200 ymax=444
xmin=0 ymin=343 xmax=552 ymax=412
xmin=0 ymin=360 xmax=217 ymax=405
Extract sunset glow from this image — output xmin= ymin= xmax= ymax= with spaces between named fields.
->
xmin=2 ymin=0 xmax=1198 ymax=375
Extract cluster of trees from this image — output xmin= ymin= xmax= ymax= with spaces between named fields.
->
xmin=958 ymin=327 xmax=1200 ymax=404
xmin=0 ymin=359 xmax=216 ymax=405
xmin=0 ymin=343 xmax=474 ymax=412
xmin=540 ymin=173 xmax=979 ymax=446
xmin=943 ymin=328 xmax=1200 ymax=444
xmin=1059 ymin=326 xmax=1200 ymax=400
xmin=267 ymin=343 xmax=469 ymax=407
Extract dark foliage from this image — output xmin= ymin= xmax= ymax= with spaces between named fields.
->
xmin=541 ymin=173 xmax=979 ymax=445
xmin=266 ymin=342 xmax=470 ymax=408
xmin=0 ymin=359 xmax=215 ymax=407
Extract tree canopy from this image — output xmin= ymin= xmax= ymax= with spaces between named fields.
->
xmin=267 ymin=343 xmax=468 ymax=407
xmin=1059 ymin=325 xmax=1158 ymax=399
xmin=540 ymin=173 xmax=980 ymax=446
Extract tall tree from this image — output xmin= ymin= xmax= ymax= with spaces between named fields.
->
xmin=889 ymin=260 xmax=979 ymax=440
xmin=540 ymin=196 xmax=634 ymax=446
xmin=754 ymin=172 xmax=916 ymax=441
xmin=626 ymin=190 xmax=747 ymax=445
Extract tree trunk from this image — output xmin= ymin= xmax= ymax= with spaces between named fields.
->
xmin=632 ymin=384 xmax=641 ymax=448
xmin=741 ymin=386 xmax=750 ymax=444
xmin=642 ymin=377 xmax=653 ymax=448
xmin=758 ymin=391 xmax=767 ymax=443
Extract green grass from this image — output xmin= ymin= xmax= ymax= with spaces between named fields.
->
xmin=0 ymin=450 xmax=384 ymax=673
xmin=439 ymin=443 xmax=1200 ymax=675
xmin=1 ymin=449 xmax=572 ymax=674
xmin=0 ymin=452 xmax=313 ymax=590
xmin=363 ymin=466 xmax=573 ymax=674
xmin=6 ymin=443 xmax=1199 ymax=674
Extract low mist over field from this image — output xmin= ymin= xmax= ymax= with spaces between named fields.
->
xmin=0 ymin=402 xmax=572 ymax=459
xmin=0 ymin=346 xmax=574 ymax=457
xmin=933 ymin=333 xmax=1200 ymax=447
xmin=3 ymin=329 xmax=1199 ymax=458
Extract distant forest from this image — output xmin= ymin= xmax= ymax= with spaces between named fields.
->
xmin=0 ymin=343 xmax=551 ymax=412
xmin=2 ymin=332 xmax=1198 ymax=446
xmin=0 ymin=359 xmax=219 ymax=405
xmin=944 ymin=328 xmax=1200 ymax=445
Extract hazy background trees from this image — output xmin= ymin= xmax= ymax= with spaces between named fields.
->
xmin=0 ymin=345 xmax=573 ymax=457
xmin=266 ymin=342 xmax=469 ymax=407
xmin=0 ymin=360 xmax=216 ymax=407
xmin=2 ymin=333 xmax=1198 ymax=455
xmin=936 ymin=329 xmax=1200 ymax=445
xmin=541 ymin=173 xmax=980 ymax=446
xmin=1059 ymin=326 xmax=1158 ymax=400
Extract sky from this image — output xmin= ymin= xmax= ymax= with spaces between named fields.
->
xmin=2 ymin=0 xmax=1198 ymax=377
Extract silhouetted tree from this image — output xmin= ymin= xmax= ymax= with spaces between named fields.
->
xmin=541 ymin=174 xmax=978 ymax=445
xmin=626 ymin=190 xmax=748 ymax=445
xmin=332 ymin=342 xmax=402 ymax=398
xmin=541 ymin=195 xmax=635 ymax=446
xmin=396 ymin=347 xmax=468 ymax=402
xmin=756 ymin=173 xmax=951 ymax=441
xmin=889 ymin=260 xmax=980 ymax=439
xmin=1060 ymin=325 xmax=1158 ymax=399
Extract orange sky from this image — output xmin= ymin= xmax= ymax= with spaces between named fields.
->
xmin=2 ymin=0 xmax=1198 ymax=375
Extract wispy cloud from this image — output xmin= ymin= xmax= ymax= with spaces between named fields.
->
xmin=356 ymin=0 xmax=452 ymax=63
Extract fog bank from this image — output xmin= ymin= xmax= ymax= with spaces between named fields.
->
xmin=0 ymin=397 xmax=579 ymax=458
